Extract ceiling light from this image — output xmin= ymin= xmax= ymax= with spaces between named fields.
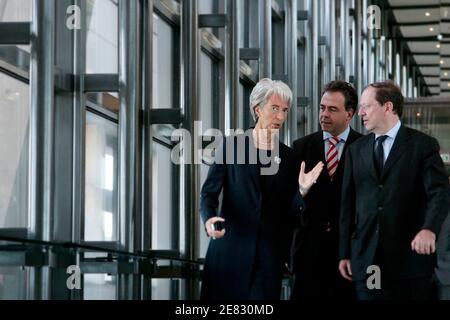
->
xmin=441 ymin=60 xmax=445 ymax=64
xmin=416 ymin=112 xmax=421 ymax=117
xmin=448 ymin=82 xmax=450 ymax=88
xmin=445 ymin=72 xmax=449 ymax=76
xmin=425 ymin=12 xmax=431 ymax=17
xmin=429 ymin=27 xmax=434 ymax=32
xmin=437 ymin=34 xmax=443 ymax=40
xmin=436 ymin=44 xmax=441 ymax=48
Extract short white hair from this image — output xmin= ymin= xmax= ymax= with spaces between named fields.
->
xmin=249 ymin=78 xmax=293 ymax=122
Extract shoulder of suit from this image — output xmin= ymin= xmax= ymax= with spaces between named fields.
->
xmin=280 ymin=141 xmax=296 ymax=157
xmin=292 ymin=131 xmax=321 ymax=148
xmin=402 ymin=126 xmax=440 ymax=149
xmin=347 ymin=133 xmax=372 ymax=150
xmin=350 ymin=128 xmax=364 ymax=139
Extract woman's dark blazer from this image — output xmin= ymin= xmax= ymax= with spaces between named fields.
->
xmin=200 ymin=133 xmax=304 ymax=300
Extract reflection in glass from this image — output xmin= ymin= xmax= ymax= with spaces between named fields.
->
xmin=85 ymin=111 xmax=118 ymax=241
xmin=152 ymin=142 xmax=173 ymax=249
xmin=0 ymin=72 xmax=29 ymax=228
xmin=0 ymin=0 xmax=31 ymax=22
xmin=84 ymin=274 xmax=116 ymax=300
xmin=199 ymin=52 xmax=213 ymax=130
xmin=0 ymin=267 xmax=27 ymax=299
xmin=152 ymin=279 xmax=172 ymax=300
xmin=86 ymin=0 xmax=118 ymax=74
xmin=153 ymin=13 xmax=174 ymax=109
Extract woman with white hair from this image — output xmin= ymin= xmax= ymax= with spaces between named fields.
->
xmin=200 ymin=78 xmax=323 ymax=300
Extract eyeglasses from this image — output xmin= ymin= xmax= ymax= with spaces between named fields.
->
xmin=270 ymin=105 xmax=289 ymax=115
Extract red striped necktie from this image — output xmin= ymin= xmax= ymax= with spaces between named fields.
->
xmin=326 ymin=136 xmax=340 ymax=181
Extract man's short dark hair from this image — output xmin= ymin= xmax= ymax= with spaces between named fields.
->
xmin=322 ymin=80 xmax=358 ymax=114
xmin=367 ymin=80 xmax=404 ymax=118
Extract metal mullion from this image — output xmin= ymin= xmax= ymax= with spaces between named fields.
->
xmin=285 ymin=0 xmax=297 ymax=145
xmin=141 ymin=0 xmax=154 ymax=300
xmin=118 ymin=0 xmax=141 ymax=300
xmin=180 ymin=0 xmax=199 ymax=300
xmin=29 ymin=0 xmax=56 ymax=300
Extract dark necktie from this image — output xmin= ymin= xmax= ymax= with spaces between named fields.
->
xmin=374 ymin=135 xmax=388 ymax=177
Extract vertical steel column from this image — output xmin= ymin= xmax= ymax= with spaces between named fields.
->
xmin=362 ymin=0 xmax=368 ymax=87
xmin=29 ymin=0 xmax=55 ymax=300
xmin=310 ymin=0 xmax=319 ymax=132
xmin=71 ymin=1 xmax=86 ymax=300
xmin=344 ymin=0 xmax=351 ymax=82
xmin=72 ymin=0 xmax=86 ymax=248
xmin=354 ymin=0 xmax=362 ymax=132
xmin=141 ymin=0 xmax=153 ymax=300
xmin=259 ymin=0 xmax=272 ymax=78
xmin=322 ymin=0 xmax=330 ymax=84
xmin=181 ymin=0 xmax=200 ymax=299
xmin=286 ymin=0 xmax=297 ymax=143
xmin=329 ymin=0 xmax=336 ymax=81
xmin=228 ymin=0 xmax=240 ymax=129
xmin=118 ymin=0 xmax=140 ymax=299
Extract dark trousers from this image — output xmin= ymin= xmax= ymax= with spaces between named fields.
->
xmin=355 ymin=276 xmax=432 ymax=300
xmin=290 ymin=231 xmax=355 ymax=300
xmin=355 ymin=245 xmax=432 ymax=300
xmin=248 ymin=244 xmax=282 ymax=300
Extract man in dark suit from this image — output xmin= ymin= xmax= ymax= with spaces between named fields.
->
xmin=290 ymin=80 xmax=362 ymax=299
xmin=339 ymin=80 xmax=450 ymax=300
xmin=436 ymin=206 xmax=450 ymax=300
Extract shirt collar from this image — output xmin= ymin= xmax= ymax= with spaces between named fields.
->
xmin=375 ymin=120 xmax=401 ymax=141
xmin=323 ymin=126 xmax=351 ymax=143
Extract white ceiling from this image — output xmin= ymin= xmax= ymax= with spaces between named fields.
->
xmin=389 ymin=0 xmax=450 ymax=95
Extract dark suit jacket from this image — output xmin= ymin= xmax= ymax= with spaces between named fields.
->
xmin=200 ymin=133 xmax=305 ymax=300
xmin=291 ymin=128 xmax=362 ymax=276
xmin=340 ymin=125 xmax=450 ymax=281
xmin=436 ymin=210 xmax=450 ymax=286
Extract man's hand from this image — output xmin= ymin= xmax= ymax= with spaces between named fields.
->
xmin=205 ymin=217 xmax=226 ymax=240
xmin=298 ymin=161 xmax=324 ymax=196
xmin=411 ymin=229 xmax=436 ymax=255
xmin=338 ymin=259 xmax=352 ymax=281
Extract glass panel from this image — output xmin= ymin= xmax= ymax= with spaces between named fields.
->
xmin=152 ymin=279 xmax=172 ymax=300
xmin=0 ymin=72 xmax=29 ymax=229
xmin=0 ymin=266 xmax=28 ymax=299
xmin=86 ymin=92 xmax=120 ymax=114
xmin=199 ymin=52 xmax=213 ymax=130
xmin=198 ymin=0 xmax=213 ymax=14
xmin=152 ymin=143 xmax=173 ymax=249
xmin=86 ymin=0 xmax=118 ymax=74
xmin=153 ymin=13 xmax=174 ymax=109
xmin=403 ymin=104 xmax=450 ymax=175
xmin=0 ymin=0 xmax=31 ymax=22
xmin=85 ymin=111 xmax=118 ymax=241
xmin=84 ymin=274 xmax=116 ymax=300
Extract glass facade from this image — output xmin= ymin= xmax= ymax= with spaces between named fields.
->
xmin=0 ymin=0 xmax=448 ymax=301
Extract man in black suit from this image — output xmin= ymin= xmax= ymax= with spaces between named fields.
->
xmin=290 ymin=80 xmax=362 ymax=299
xmin=339 ymin=80 xmax=450 ymax=300
xmin=436 ymin=205 xmax=450 ymax=300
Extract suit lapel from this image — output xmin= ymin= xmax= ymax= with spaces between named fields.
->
xmin=312 ymin=131 xmax=326 ymax=164
xmin=362 ymin=133 xmax=379 ymax=181
xmin=246 ymin=133 xmax=262 ymax=194
xmin=381 ymin=125 xmax=410 ymax=180
xmin=265 ymin=142 xmax=284 ymax=192
xmin=334 ymin=128 xmax=359 ymax=179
